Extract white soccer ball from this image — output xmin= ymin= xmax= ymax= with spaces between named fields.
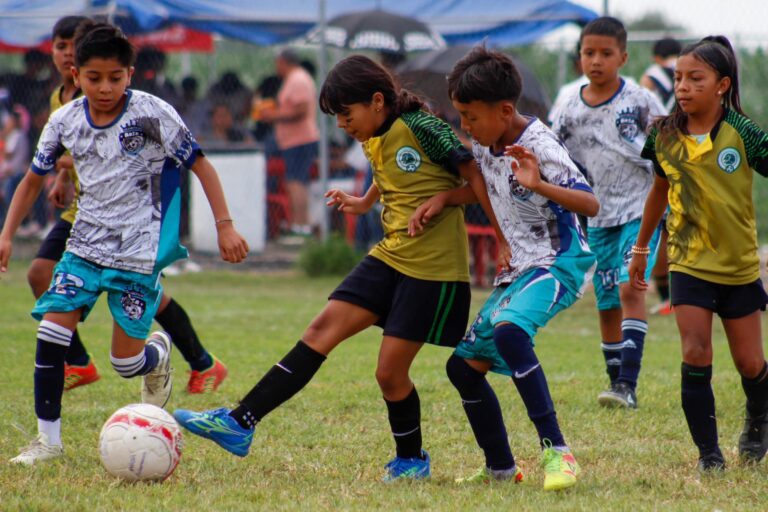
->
xmin=99 ymin=403 xmax=183 ymax=482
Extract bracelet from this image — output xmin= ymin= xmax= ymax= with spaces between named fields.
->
xmin=215 ymin=218 xmax=233 ymax=225
xmin=631 ymin=245 xmax=651 ymax=255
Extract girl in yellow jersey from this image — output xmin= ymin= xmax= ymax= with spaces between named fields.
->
xmin=174 ymin=55 xmax=502 ymax=481
xmin=629 ymin=36 xmax=768 ymax=471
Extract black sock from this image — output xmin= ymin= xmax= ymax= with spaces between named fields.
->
xmin=230 ymin=341 xmax=326 ymax=429
xmin=35 ymin=321 xmax=72 ymax=421
xmin=155 ymin=298 xmax=212 ymax=371
xmin=446 ymin=355 xmax=514 ymax=470
xmin=681 ymin=363 xmax=719 ymax=455
xmin=617 ymin=318 xmax=647 ymax=391
xmin=742 ymin=361 xmax=768 ymax=418
xmin=601 ymin=341 xmax=622 ymax=385
xmin=385 ymin=387 xmax=423 ymax=459
xmin=63 ymin=329 xmax=89 ymax=366
xmin=494 ymin=323 xmax=566 ymax=447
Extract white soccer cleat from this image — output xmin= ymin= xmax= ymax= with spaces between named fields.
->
xmin=141 ymin=331 xmax=173 ymax=408
xmin=9 ymin=433 xmax=63 ymax=465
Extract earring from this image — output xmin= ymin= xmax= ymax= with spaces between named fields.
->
xmin=376 ymin=107 xmax=381 ymax=112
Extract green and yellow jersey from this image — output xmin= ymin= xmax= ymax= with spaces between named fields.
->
xmin=642 ymin=109 xmax=768 ymax=285
xmin=363 ymin=110 xmax=471 ymax=282
xmin=50 ymin=85 xmax=82 ymax=224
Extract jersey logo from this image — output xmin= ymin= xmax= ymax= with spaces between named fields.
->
xmin=717 ymin=147 xmax=741 ymax=173
xmin=508 ymin=172 xmax=533 ymax=201
xmin=395 ymin=146 xmax=421 ymax=172
xmin=615 ymin=106 xmax=641 ymax=142
xmin=119 ymin=119 xmax=147 ymax=155
xmin=121 ymin=286 xmax=147 ymax=320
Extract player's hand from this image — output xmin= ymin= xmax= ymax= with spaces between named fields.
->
xmin=324 ymin=189 xmax=367 ymax=215
xmin=628 ymin=254 xmax=649 ymax=291
xmin=505 ymin=144 xmax=541 ymax=191
xmin=0 ymin=238 xmax=12 ymax=273
xmin=216 ymin=223 xmax=249 ymax=263
xmin=55 ymin=155 xmax=74 ymax=173
xmin=48 ymin=180 xmax=73 ymax=209
xmin=408 ymin=194 xmax=446 ymax=236
xmin=497 ymin=240 xmax=512 ymax=271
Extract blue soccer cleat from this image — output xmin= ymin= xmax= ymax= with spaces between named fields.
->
xmin=173 ymin=407 xmax=254 ymax=457
xmin=382 ymin=450 xmax=431 ymax=482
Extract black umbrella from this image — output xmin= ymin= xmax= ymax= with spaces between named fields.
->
xmin=397 ymin=45 xmax=551 ymax=122
xmin=307 ymin=9 xmax=445 ymax=53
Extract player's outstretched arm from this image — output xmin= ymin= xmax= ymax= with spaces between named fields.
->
xmin=0 ymin=169 xmax=47 ymax=272
xmin=408 ymin=184 xmax=476 ymax=237
xmin=325 ymin=183 xmax=380 ymax=215
xmin=628 ymin=175 xmax=669 ymax=291
xmin=189 ymin=155 xmax=249 ymax=263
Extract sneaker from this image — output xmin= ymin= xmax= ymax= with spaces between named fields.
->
xmin=650 ymin=299 xmax=673 ymax=315
xmin=738 ymin=408 xmax=768 ymax=463
xmin=455 ymin=465 xmax=524 ymax=484
xmin=173 ymin=407 xmax=254 ymax=457
xmin=63 ymin=359 xmax=100 ymax=391
xmin=597 ymin=382 xmax=638 ymax=409
xmin=9 ymin=433 xmax=63 ymax=465
xmin=542 ymin=442 xmax=580 ymax=491
xmin=382 ymin=450 xmax=431 ymax=482
xmin=697 ymin=448 xmax=726 ymax=472
xmin=141 ymin=331 xmax=172 ymax=408
xmin=187 ymin=356 xmax=228 ymax=394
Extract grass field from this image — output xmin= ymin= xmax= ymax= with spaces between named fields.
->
xmin=1 ymin=264 xmax=766 ymax=511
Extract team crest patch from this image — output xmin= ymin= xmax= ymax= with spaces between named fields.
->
xmin=395 ymin=146 xmax=421 ymax=172
xmin=121 ymin=286 xmax=147 ymax=320
xmin=119 ymin=120 xmax=147 ymax=155
xmin=508 ymin=173 xmax=533 ymax=201
xmin=615 ymin=107 xmax=641 ymax=142
xmin=717 ymin=147 xmax=741 ymax=173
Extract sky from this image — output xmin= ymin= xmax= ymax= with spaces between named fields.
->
xmin=543 ymin=0 xmax=768 ymax=48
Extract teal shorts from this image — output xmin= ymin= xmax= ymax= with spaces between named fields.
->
xmin=587 ymin=219 xmax=662 ymax=311
xmin=453 ymin=268 xmax=579 ymax=377
xmin=32 ymin=252 xmax=163 ymax=339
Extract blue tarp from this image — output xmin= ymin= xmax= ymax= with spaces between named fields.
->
xmin=0 ymin=0 xmax=597 ymax=47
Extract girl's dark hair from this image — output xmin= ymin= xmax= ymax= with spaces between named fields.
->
xmin=654 ymin=35 xmax=742 ymax=137
xmin=319 ymin=55 xmax=425 ymax=116
xmin=74 ymin=20 xmax=135 ymax=68
xmin=52 ymin=16 xmax=89 ymax=40
xmin=447 ymin=45 xmax=522 ymax=104
xmin=580 ymin=16 xmax=627 ymax=50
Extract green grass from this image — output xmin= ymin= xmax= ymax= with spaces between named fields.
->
xmin=0 ymin=265 xmax=766 ymax=511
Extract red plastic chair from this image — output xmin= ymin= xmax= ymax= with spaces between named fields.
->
xmin=266 ymin=157 xmax=291 ymax=238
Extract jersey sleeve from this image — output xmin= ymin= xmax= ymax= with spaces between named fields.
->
xmin=641 ymin=127 xmax=666 ymax=178
xmin=537 ymin=132 xmax=593 ymax=194
xmin=153 ymin=98 xmax=201 ymax=169
xmin=401 ymin=111 xmax=471 ymax=176
xmin=732 ymin=114 xmax=768 ymax=177
xmin=30 ymin=115 xmax=66 ymax=176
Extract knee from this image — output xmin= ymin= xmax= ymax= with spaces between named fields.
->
xmin=27 ymin=260 xmax=52 ymax=297
xmin=734 ymin=357 xmax=765 ymax=379
xmin=492 ymin=323 xmax=533 ymax=369
xmin=302 ymin=312 xmax=331 ymax=348
xmin=619 ymin=285 xmax=642 ymax=308
xmin=375 ymin=363 xmax=409 ymax=396
xmin=681 ymin=337 xmax=712 ymax=366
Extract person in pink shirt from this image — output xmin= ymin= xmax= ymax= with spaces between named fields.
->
xmin=261 ymin=49 xmax=319 ymax=238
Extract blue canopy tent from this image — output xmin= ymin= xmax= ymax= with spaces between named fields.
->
xmin=0 ymin=1 xmax=596 ymax=47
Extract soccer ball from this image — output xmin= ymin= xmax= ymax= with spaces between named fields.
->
xmin=99 ymin=403 xmax=183 ymax=482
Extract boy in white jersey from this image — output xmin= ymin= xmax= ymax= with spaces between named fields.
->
xmin=410 ymin=46 xmax=599 ymax=491
xmin=0 ymin=21 xmax=248 ymax=465
xmin=550 ymin=17 xmax=665 ymax=409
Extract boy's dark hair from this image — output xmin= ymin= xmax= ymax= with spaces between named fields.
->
xmin=74 ymin=20 xmax=135 ymax=68
xmin=447 ymin=46 xmax=522 ymax=104
xmin=52 ymin=16 xmax=89 ymax=40
xmin=654 ymin=35 xmax=742 ymax=137
xmin=319 ymin=55 xmax=425 ymax=116
xmin=580 ymin=16 xmax=627 ymax=50
xmin=653 ymin=37 xmax=682 ymax=58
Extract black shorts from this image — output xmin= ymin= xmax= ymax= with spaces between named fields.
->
xmin=329 ymin=255 xmax=471 ymax=347
xmin=35 ymin=218 xmax=72 ymax=261
xmin=670 ymin=271 xmax=768 ymax=319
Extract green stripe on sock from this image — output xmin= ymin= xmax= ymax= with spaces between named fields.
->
xmin=433 ymin=283 xmax=457 ymax=345
xmin=427 ymin=283 xmax=447 ymax=343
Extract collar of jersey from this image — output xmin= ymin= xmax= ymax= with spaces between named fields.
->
xmin=489 ymin=115 xmax=536 ymax=157
xmin=678 ymin=107 xmax=728 ymax=161
xmin=579 ymin=78 xmax=625 ymax=109
xmin=373 ymin=112 xmax=398 ymax=137
xmin=83 ymin=89 xmax=132 ymax=130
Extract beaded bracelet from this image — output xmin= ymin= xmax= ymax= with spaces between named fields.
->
xmin=215 ymin=218 xmax=233 ymax=225
xmin=630 ymin=245 xmax=651 ymax=256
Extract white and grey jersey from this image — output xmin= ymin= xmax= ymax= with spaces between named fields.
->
xmin=473 ymin=118 xmax=595 ymax=293
xmin=32 ymin=89 xmax=198 ymax=274
xmin=550 ymin=79 xmax=665 ymax=228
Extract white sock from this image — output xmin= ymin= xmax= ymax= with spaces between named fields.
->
xmin=38 ymin=418 xmax=62 ymax=446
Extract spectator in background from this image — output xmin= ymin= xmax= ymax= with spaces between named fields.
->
xmin=198 ymin=103 xmax=254 ymax=148
xmin=1 ymin=106 xmax=41 ymax=236
xmin=207 ymin=71 xmax=252 ymax=126
xmin=132 ymin=46 xmax=179 ymax=107
xmin=251 ymin=74 xmax=281 ymax=156
xmin=260 ymin=49 xmax=319 ymax=238
xmin=8 ymin=49 xmax=52 ymax=113
xmin=177 ymin=76 xmax=208 ymax=137
xmin=640 ymin=37 xmax=681 ymax=112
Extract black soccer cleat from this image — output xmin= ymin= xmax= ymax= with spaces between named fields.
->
xmin=597 ymin=381 xmax=638 ymax=409
xmin=738 ymin=407 xmax=768 ymax=463
xmin=697 ymin=448 xmax=726 ymax=472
